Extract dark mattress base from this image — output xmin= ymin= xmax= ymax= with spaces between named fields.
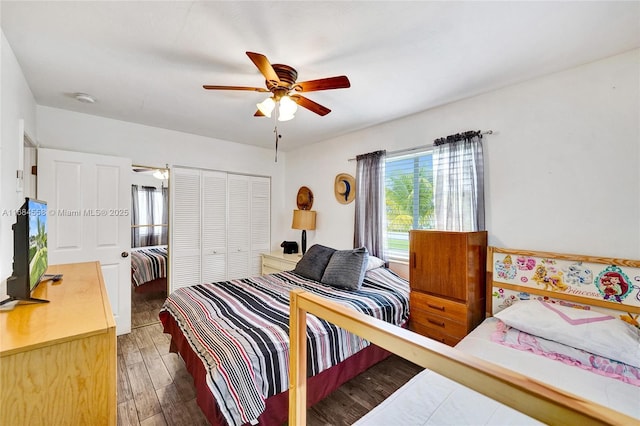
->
xmin=159 ymin=310 xmax=392 ymax=426
xmin=133 ymin=277 xmax=167 ymax=294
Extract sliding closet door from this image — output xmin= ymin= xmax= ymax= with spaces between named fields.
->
xmin=170 ymin=168 xmax=270 ymax=288
xmin=202 ymin=171 xmax=227 ymax=283
xmin=227 ymin=174 xmax=250 ymax=280
xmin=226 ymin=174 xmax=271 ymax=279
xmin=250 ymin=177 xmax=271 ymax=276
xmin=170 ymin=167 xmax=201 ymax=291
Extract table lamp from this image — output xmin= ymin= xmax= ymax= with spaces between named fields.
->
xmin=291 ymin=210 xmax=316 ymax=254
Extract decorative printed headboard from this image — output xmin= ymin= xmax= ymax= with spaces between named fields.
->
xmin=487 ymin=247 xmax=640 ymax=327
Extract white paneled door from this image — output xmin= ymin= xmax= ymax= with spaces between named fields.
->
xmin=37 ymin=148 xmax=132 ymax=335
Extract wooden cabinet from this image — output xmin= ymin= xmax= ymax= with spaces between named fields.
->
xmin=261 ymin=251 xmax=302 ymax=274
xmin=0 ymin=261 xmax=116 ymax=425
xmin=409 ymin=230 xmax=487 ymax=345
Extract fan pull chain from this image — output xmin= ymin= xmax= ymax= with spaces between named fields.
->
xmin=273 ymin=104 xmax=281 ymax=162
xmin=274 ymin=126 xmax=281 ymax=162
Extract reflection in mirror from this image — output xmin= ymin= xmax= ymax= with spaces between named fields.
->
xmin=130 ymin=165 xmax=169 ymax=328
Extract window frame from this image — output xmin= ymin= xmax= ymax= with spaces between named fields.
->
xmin=384 ymin=148 xmax=434 ymax=262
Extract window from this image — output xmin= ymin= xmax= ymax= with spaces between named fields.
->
xmin=136 ymin=188 xmax=164 ymax=241
xmin=131 ymin=185 xmax=168 ymax=247
xmin=385 ymin=150 xmax=434 ymax=260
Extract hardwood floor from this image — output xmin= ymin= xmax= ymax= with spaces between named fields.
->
xmin=118 ymin=291 xmax=209 ymax=426
xmin=305 ymin=355 xmax=423 ymax=426
xmin=118 ymin=291 xmax=423 ymax=425
xmin=131 ymin=290 xmax=166 ymax=329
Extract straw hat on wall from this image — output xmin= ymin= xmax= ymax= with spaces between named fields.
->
xmin=334 ymin=173 xmax=355 ymax=204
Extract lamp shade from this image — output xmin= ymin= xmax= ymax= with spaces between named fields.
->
xmin=278 ymin=95 xmax=298 ymax=122
xmin=256 ymin=97 xmax=276 ymax=118
xmin=291 ymin=210 xmax=316 ymax=230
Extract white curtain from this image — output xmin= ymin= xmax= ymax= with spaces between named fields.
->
xmin=131 ymin=185 xmax=168 ymax=247
xmin=433 ymin=132 xmax=485 ymax=231
xmin=354 ymin=150 xmax=387 ymax=260
xmin=160 ymin=186 xmax=168 ymax=245
xmin=131 ymin=185 xmax=140 ymax=246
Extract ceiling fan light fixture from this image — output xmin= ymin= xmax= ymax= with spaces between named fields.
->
xmin=257 ymin=97 xmax=275 ymax=118
xmin=153 ymin=169 xmax=169 ymax=180
xmin=279 ymin=95 xmax=298 ymax=115
xmin=278 ymin=112 xmax=295 ymax=122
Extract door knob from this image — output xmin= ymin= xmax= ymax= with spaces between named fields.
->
xmin=121 ymin=251 xmax=129 ymax=258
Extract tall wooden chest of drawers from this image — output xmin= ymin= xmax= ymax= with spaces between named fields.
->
xmin=409 ymin=230 xmax=487 ymax=346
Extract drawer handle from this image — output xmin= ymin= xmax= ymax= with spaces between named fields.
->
xmin=427 ymin=303 xmax=445 ymax=311
xmin=427 ymin=319 xmax=445 ymax=328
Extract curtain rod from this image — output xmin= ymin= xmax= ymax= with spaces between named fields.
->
xmin=347 ymin=130 xmax=493 ymax=162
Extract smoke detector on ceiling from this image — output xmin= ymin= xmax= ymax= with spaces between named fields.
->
xmin=74 ymin=93 xmax=96 ymax=104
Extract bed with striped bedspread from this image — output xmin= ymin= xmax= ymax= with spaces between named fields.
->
xmin=159 ymin=267 xmax=409 ymax=426
xmin=130 ymin=246 xmax=167 ymax=286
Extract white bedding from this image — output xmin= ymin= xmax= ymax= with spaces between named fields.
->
xmin=355 ymin=318 xmax=640 ymax=425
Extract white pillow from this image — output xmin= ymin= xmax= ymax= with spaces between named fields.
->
xmin=366 ymin=255 xmax=385 ymax=271
xmin=494 ymin=300 xmax=640 ymax=368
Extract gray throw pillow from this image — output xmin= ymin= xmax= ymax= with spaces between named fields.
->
xmin=293 ymin=244 xmax=336 ymax=281
xmin=321 ymin=247 xmax=369 ymax=290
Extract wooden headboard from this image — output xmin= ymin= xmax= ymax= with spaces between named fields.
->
xmin=486 ymin=246 xmax=640 ymax=322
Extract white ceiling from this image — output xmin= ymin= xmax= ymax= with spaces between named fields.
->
xmin=2 ymin=1 xmax=639 ymax=152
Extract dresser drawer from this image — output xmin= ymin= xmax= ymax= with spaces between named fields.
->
xmin=410 ymin=292 xmax=467 ymax=321
xmin=410 ymin=322 xmax=462 ymax=346
xmin=262 ymin=265 xmax=284 ymax=275
xmin=410 ymin=309 xmax=467 ymax=338
xmin=263 ymin=257 xmax=292 ymax=271
xmin=261 ymin=253 xmax=300 ymax=274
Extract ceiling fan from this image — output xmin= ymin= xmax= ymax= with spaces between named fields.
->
xmin=203 ymin=52 xmax=350 ymax=120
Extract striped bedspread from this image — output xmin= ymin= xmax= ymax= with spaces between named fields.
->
xmin=160 ymin=267 xmax=410 ymax=426
xmin=131 ymin=246 xmax=168 ymax=286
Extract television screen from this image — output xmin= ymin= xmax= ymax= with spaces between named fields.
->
xmin=0 ymin=198 xmax=51 ymax=306
xmin=27 ymin=198 xmax=48 ymax=290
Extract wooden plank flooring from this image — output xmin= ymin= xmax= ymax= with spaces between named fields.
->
xmin=118 ymin=291 xmax=423 ymax=425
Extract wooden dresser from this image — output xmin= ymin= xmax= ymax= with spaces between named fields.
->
xmin=409 ymin=230 xmax=487 ymax=346
xmin=0 ymin=261 xmax=116 ymax=426
xmin=261 ymin=251 xmax=302 ymax=274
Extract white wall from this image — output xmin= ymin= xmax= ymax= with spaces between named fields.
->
xmin=0 ymin=30 xmax=38 ymax=296
xmin=4 ymin=38 xmax=639 ymax=295
xmin=284 ymin=49 xmax=640 ymax=259
xmin=35 ymin=105 xmax=288 ymax=253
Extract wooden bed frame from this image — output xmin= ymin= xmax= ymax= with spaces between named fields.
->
xmin=289 ymin=246 xmax=640 ymax=425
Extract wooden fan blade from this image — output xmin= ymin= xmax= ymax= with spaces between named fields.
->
xmin=291 ymin=95 xmax=331 ymax=116
xmin=203 ymin=85 xmax=269 ymax=92
xmin=254 ymin=110 xmax=265 ymax=117
xmin=294 ymin=76 xmax=350 ymax=92
xmin=246 ymin=52 xmax=280 ymax=84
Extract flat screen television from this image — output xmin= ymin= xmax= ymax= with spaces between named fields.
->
xmin=1 ymin=198 xmax=54 ymax=305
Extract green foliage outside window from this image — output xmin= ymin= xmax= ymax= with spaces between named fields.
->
xmin=385 ymin=153 xmax=434 ymax=256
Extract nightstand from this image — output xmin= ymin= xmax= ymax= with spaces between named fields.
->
xmin=261 ymin=251 xmax=302 ymax=274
